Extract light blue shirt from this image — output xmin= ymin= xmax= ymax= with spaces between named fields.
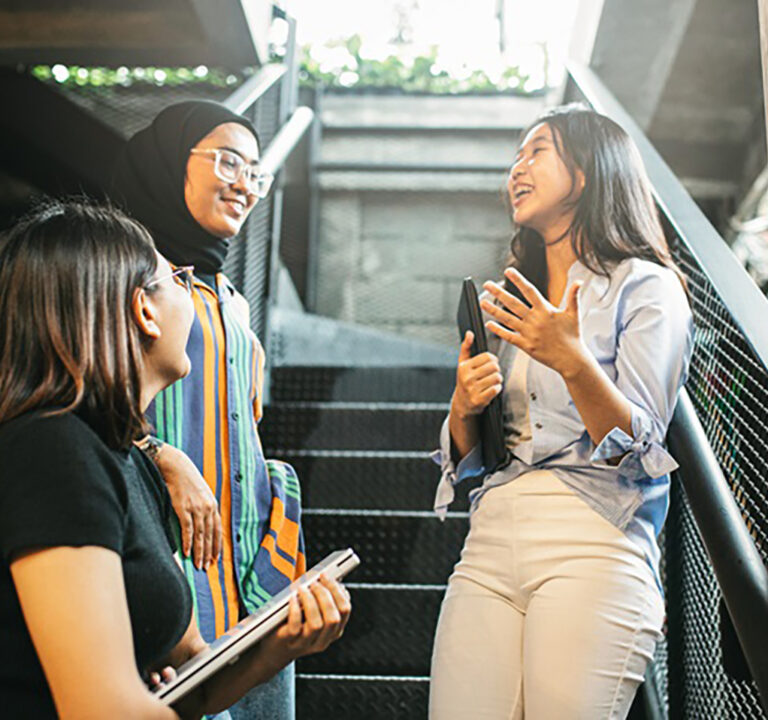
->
xmin=432 ymin=257 xmax=694 ymax=590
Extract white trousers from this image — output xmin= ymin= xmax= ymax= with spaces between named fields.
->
xmin=429 ymin=470 xmax=664 ymax=720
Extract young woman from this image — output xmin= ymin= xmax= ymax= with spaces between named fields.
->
xmin=0 ymin=201 xmax=350 ymax=719
xmin=429 ymin=105 xmax=694 ymax=719
xmin=111 ymin=101 xmax=300 ymax=720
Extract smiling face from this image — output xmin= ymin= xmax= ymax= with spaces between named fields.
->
xmin=507 ymin=122 xmax=584 ymax=235
xmin=184 ymin=122 xmax=260 ymax=238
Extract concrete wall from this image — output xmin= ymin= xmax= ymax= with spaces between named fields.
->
xmin=310 ymin=92 xmax=548 ymax=348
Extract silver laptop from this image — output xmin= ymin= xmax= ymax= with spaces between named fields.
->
xmin=155 ymin=548 xmax=360 ymax=706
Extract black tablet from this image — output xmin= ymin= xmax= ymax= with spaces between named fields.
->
xmin=457 ymin=278 xmax=510 ymax=473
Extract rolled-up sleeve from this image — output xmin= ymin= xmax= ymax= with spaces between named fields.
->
xmin=591 ymin=268 xmax=693 ymax=480
xmin=431 ymin=415 xmax=485 ymax=519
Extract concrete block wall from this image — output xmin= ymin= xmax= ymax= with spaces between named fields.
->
xmin=311 ymin=92 xmax=548 ymax=348
xmin=314 ymin=190 xmax=513 ymax=348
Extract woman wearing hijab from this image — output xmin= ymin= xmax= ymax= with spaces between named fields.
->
xmin=111 ymin=101 xmax=307 ymax=720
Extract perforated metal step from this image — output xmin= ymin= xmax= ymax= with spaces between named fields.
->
xmin=271 ymin=366 xmax=455 ymax=403
xmin=296 ymin=674 xmax=429 ymax=720
xmin=271 ymin=451 xmax=480 ymax=512
xmin=298 ymin=584 xmax=444 ymax=676
xmin=303 ymin=510 xmax=467 ymax=585
xmin=261 ymin=404 xmax=447 ymax=451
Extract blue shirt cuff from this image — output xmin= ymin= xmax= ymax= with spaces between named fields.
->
xmin=432 ymin=418 xmax=486 ymax=519
xmin=590 ymin=425 xmax=678 ymax=480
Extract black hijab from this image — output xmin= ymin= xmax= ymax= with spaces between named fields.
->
xmin=111 ymin=100 xmax=259 ymax=275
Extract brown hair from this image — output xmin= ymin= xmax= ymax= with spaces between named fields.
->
xmin=0 ymin=199 xmax=158 ymax=449
xmin=505 ymin=104 xmax=687 ymax=299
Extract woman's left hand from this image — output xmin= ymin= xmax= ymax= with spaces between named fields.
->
xmin=481 ymin=267 xmax=588 ymax=379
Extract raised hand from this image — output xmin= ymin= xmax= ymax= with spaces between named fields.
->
xmin=481 ymin=267 xmax=587 ymax=380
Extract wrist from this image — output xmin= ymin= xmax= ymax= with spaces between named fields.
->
xmin=136 ymin=435 xmax=164 ymax=463
xmin=450 ymin=393 xmax=474 ymax=422
xmin=560 ymin=344 xmax=593 ymax=382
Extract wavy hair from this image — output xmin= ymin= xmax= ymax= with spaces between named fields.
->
xmin=0 ymin=199 xmax=158 ymax=449
xmin=505 ymin=104 xmax=686 ymax=297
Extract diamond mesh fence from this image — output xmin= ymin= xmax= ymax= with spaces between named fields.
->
xmin=657 ymin=237 xmax=768 ymax=718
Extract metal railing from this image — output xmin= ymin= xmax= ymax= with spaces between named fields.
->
xmin=220 ymin=8 xmax=314 ymax=349
xmin=565 ymin=62 xmax=768 ymax=718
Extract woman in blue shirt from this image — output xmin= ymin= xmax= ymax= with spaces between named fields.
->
xmin=429 ymin=105 xmax=693 ymax=719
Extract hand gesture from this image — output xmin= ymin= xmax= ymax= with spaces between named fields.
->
xmin=156 ymin=444 xmax=222 ymax=571
xmin=451 ymin=330 xmax=503 ymax=419
xmin=264 ymin=575 xmax=351 ymax=662
xmin=481 ymin=267 xmax=587 ymax=380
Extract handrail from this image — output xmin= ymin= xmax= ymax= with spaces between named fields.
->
xmin=259 ymin=106 xmax=314 ymax=176
xmin=667 ymin=390 xmax=768 ymax=708
xmin=566 ymin=62 xmax=768 ymax=374
xmin=224 ymin=63 xmax=287 ymax=116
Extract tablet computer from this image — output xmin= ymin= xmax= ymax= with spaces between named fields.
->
xmin=457 ymin=278 xmax=510 ymax=473
xmin=154 ymin=548 xmax=360 ymax=706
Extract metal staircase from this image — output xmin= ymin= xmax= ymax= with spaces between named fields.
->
xmin=261 ymin=366 xmax=472 ymax=718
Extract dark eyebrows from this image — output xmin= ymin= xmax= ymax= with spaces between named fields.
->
xmin=515 ymin=134 xmax=552 ymax=160
xmin=217 ymin=146 xmax=260 ymax=166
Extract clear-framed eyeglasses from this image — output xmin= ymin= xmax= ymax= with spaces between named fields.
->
xmin=189 ymin=148 xmax=274 ymax=198
xmin=145 ymin=265 xmax=195 ymax=294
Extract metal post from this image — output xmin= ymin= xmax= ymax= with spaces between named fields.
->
xmin=305 ymin=85 xmax=323 ymax=312
xmin=759 ymin=0 xmax=768 ymax=161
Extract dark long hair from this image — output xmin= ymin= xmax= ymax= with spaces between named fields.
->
xmin=505 ymin=104 xmax=686 ymax=296
xmin=0 ymin=199 xmax=158 ymax=449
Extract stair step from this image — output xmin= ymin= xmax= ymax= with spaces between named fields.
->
xmin=303 ymin=511 xmax=467 ymax=584
xmin=296 ymin=674 xmax=429 ymax=720
xmin=278 ymin=451 xmax=477 ymax=512
xmin=272 ymin=366 xmax=455 ymax=403
xmin=298 ymin=584 xmax=443 ymax=676
xmin=261 ymin=404 xmax=447 ymax=451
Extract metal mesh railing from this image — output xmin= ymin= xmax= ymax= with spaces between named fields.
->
xmin=660 ymin=238 xmax=768 ymax=718
xmin=46 ymin=80 xmax=237 ymax=139
xmin=222 ymin=80 xmax=282 ymax=339
xmin=666 ymin=479 xmax=766 ymax=718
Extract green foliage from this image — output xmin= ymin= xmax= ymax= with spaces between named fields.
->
xmin=298 ymin=35 xmax=539 ymax=95
xmin=31 ymin=65 xmax=242 ymax=89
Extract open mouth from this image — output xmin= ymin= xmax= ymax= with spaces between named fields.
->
xmin=512 ymin=185 xmax=534 ymax=207
xmin=221 ymin=198 xmax=247 ymax=217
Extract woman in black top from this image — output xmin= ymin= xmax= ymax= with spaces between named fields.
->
xmin=0 ymin=200 xmax=350 ymax=719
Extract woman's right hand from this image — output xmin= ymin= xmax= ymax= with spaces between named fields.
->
xmin=451 ymin=331 xmax=503 ymax=419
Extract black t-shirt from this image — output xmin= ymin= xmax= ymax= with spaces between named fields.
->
xmin=0 ymin=410 xmax=192 ymax=717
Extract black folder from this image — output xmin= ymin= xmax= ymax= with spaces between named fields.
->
xmin=456 ymin=278 xmax=510 ymax=473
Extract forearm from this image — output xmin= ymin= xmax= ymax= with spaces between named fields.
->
xmin=192 ymin=640 xmax=287 ymax=716
xmin=448 ymin=393 xmax=481 ymax=462
xmin=562 ymin=350 xmax=633 ymax=447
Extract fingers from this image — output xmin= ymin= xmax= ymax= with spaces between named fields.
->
xmin=179 ymin=511 xmax=193 ymax=558
xmin=483 ymin=281 xmax=531 ymax=319
xmin=320 ymin=575 xmax=351 ymax=633
xmin=458 ymin=331 xmax=474 ymax=362
xmin=192 ymin=512 xmax=206 ymax=570
xmin=480 ymin=298 xmax=523 ymax=333
xmin=308 ymin=575 xmax=343 ymax=648
xmin=566 ymin=282 xmax=582 ymax=314
xmin=212 ymin=505 xmax=223 ymax=562
xmin=285 ymin=592 xmax=303 ymax=638
xmin=486 ymin=320 xmax=523 ymax=348
xmin=202 ymin=506 xmax=214 ymax=570
xmin=503 ymin=267 xmax=545 ymax=309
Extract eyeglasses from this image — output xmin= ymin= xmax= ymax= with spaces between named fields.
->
xmin=189 ymin=148 xmax=274 ymax=198
xmin=145 ymin=265 xmax=195 ymax=294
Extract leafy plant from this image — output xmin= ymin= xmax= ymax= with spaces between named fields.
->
xmin=31 ymin=65 xmax=243 ymax=89
xmin=297 ymin=34 xmax=541 ymax=95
